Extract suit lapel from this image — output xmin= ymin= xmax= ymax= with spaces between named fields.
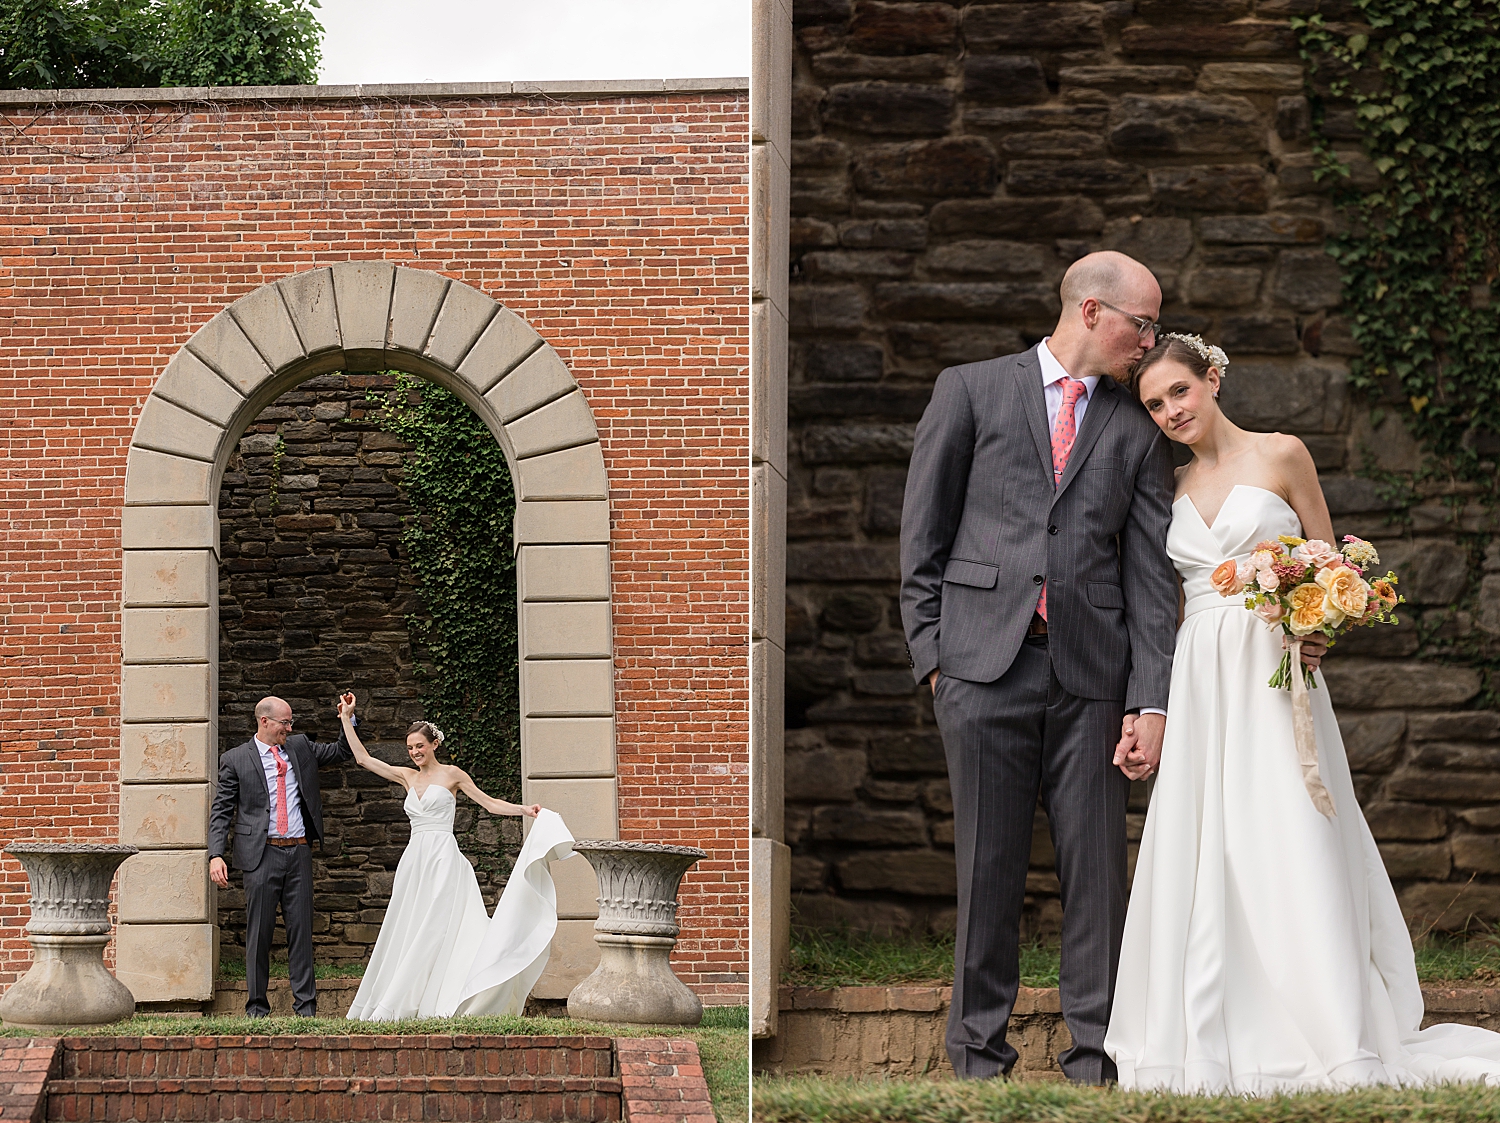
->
xmin=1052 ymin=378 xmax=1120 ymax=505
xmin=236 ymin=741 xmax=264 ymax=807
xmin=1014 ymin=348 xmax=1054 ymax=483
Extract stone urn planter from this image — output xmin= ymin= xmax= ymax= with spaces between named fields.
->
xmin=566 ymin=840 xmax=707 ymax=1026
xmin=0 ymin=843 xmax=138 ymax=1031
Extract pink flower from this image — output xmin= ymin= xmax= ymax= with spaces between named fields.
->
xmin=1271 ymin=559 xmax=1310 ymax=589
xmin=1254 ymin=599 xmax=1287 ymax=625
xmin=1292 ymin=539 xmax=1340 ymax=568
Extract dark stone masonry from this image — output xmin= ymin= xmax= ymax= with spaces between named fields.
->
xmin=215 ymin=373 xmax=521 ymax=964
xmin=785 ymin=0 xmax=1500 ymax=938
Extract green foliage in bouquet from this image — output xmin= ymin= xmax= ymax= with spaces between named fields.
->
xmin=374 ymin=375 xmax=521 ymax=801
xmin=1293 ymin=2 xmax=1500 ymax=482
xmin=0 ymin=0 xmax=322 ymax=89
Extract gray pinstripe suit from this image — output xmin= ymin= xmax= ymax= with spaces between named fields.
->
xmin=899 ymin=345 xmax=1177 ymax=1082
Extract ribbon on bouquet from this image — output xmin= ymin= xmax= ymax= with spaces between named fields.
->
xmin=1283 ymin=635 xmax=1336 ymax=819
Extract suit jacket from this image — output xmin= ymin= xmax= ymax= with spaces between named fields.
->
xmin=208 ymin=731 xmax=353 ymax=873
xmin=900 ymin=346 xmax=1178 ymax=711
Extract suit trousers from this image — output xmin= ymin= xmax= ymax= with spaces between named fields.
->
xmin=934 ymin=635 xmax=1130 ymax=1083
xmin=243 ymin=841 xmax=316 ymax=1017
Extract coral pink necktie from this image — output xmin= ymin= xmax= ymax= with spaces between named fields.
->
xmin=1038 ymin=377 xmax=1088 ymax=622
xmin=269 ymin=745 xmax=290 ymax=836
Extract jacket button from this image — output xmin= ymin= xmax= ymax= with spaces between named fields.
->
xmin=1048 ymin=524 xmax=1058 ymax=535
xmin=1033 ymin=574 xmax=1044 ymax=584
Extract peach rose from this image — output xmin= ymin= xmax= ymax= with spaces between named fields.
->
xmin=1316 ymin=562 xmax=1371 ymax=621
xmin=1211 ymin=558 xmax=1246 ymax=597
xmin=1372 ymin=578 xmax=1399 ymax=608
xmin=1288 ymin=582 xmax=1341 ymax=635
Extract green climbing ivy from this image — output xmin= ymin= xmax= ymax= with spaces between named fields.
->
xmin=373 ymin=375 xmax=520 ymax=801
xmin=1293 ymin=1 xmax=1500 ymax=483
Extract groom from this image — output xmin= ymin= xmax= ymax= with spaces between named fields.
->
xmin=208 ymin=695 xmax=355 ymax=1017
xmin=900 ymin=251 xmax=1179 ymax=1082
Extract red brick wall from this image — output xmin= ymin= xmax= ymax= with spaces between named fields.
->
xmin=0 ymin=91 xmax=749 ymax=1000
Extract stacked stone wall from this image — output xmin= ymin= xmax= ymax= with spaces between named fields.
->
xmin=785 ymin=0 xmax=1498 ymax=937
xmin=215 ymin=374 xmax=523 ymax=964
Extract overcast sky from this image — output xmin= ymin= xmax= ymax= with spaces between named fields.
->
xmin=316 ymin=0 xmax=749 ymax=86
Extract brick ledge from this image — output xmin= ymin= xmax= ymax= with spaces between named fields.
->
xmin=0 ymin=78 xmax=748 ymax=106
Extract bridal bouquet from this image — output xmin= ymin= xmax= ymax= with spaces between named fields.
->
xmin=1211 ymin=534 xmax=1404 ymax=818
xmin=1211 ymin=534 xmax=1405 ymax=689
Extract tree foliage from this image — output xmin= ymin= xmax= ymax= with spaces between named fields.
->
xmin=0 ymin=0 xmax=321 ymax=89
xmin=1294 ymin=0 xmax=1500 ymax=482
xmin=375 ymin=376 xmax=521 ymax=801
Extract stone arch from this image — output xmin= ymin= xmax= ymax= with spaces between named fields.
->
xmin=114 ymin=262 xmax=615 ymax=1004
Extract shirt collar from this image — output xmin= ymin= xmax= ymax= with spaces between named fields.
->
xmin=254 ymin=736 xmax=279 ymax=756
xmin=1038 ymin=338 xmax=1100 ymax=397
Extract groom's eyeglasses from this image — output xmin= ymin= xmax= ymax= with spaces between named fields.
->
xmin=1091 ymin=299 xmax=1162 ymax=341
xmin=267 ymin=717 xmax=294 ymax=728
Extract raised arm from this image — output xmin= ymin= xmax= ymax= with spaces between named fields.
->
xmin=337 ymin=692 xmax=410 ymax=789
xmin=453 ymin=769 xmax=541 ymax=818
xmin=308 ymin=697 xmax=357 ymax=766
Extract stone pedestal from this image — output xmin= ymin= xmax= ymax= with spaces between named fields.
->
xmin=0 ymin=843 xmax=139 ymax=1031
xmin=566 ymin=840 xmax=706 ymax=1026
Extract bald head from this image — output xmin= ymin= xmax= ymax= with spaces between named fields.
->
xmin=254 ymin=697 xmax=288 ymax=720
xmin=1059 ymin=251 xmax=1158 ymax=311
xmin=254 ymin=696 xmax=293 ymax=746
xmin=1048 ymin=251 xmax=1163 ymax=382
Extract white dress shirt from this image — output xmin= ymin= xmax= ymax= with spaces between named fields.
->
xmin=1037 ymin=340 xmax=1167 ymax=721
xmin=1038 ymin=337 xmax=1100 ymax=434
xmin=255 ymin=735 xmax=306 ymax=838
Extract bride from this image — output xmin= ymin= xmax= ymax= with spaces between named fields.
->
xmin=335 ymin=693 xmax=554 ymax=1021
xmin=1104 ymin=334 xmax=1500 ymax=1092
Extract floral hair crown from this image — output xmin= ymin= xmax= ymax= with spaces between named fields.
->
xmin=1164 ymin=332 xmax=1230 ymax=377
xmin=425 ymin=723 xmax=446 ymax=746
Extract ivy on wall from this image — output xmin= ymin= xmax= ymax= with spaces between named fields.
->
xmin=374 ymin=375 xmax=521 ymax=801
xmin=1295 ymin=0 xmax=1500 ymax=483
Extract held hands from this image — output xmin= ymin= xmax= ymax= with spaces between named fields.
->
xmin=338 ymin=691 xmax=357 ymax=720
xmin=209 ymin=856 xmax=229 ymax=888
xmin=1114 ymin=712 xmax=1165 ymax=781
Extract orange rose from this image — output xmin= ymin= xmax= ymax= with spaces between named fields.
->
xmin=1372 ymin=578 xmax=1398 ymax=608
xmin=1316 ymin=563 xmax=1371 ymax=621
xmin=1288 ymin=582 xmax=1339 ymax=635
xmin=1211 ymin=558 xmax=1246 ymax=597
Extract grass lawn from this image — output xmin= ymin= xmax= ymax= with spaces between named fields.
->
xmin=784 ymin=928 xmax=1500 ymax=990
xmin=215 ymin=956 xmax=366 ymax=979
xmin=0 ymin=1006 xmax=749 ymax=1123
xmin=753 ymin=1075 xmax=1500 ymax=1122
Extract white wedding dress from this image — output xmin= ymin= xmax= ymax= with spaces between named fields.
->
xmin=346 ymin=787 xmax=575 ymax=1021
xmin=1105 ymin=484 xmax=1500 ymax=1093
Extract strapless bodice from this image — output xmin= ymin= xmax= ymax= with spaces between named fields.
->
xmin=405 ymin=784 xmax=456 ymax=834
xmin=1169 ymin=485 xmax=1303 ymax=619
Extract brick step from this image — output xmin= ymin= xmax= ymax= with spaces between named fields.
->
xmin=44 ymin=1076 xmax=622 ymax=1121
xmin=59 ymin=1034 xmax=614 ymax=1079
